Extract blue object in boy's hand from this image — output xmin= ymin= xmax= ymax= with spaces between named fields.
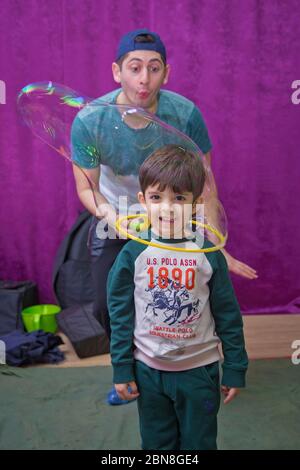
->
xmin=106 ymin=386 xmax=136 ymax=406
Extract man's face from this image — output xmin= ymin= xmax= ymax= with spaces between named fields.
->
xmin=112 ymin=50 xmax=170 ymax=112
xmin=138 ymin=184 xmax=194 ymax=239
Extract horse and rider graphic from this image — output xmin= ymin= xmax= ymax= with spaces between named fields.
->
xmin=145 ymin=277 xmax=202 ymax=326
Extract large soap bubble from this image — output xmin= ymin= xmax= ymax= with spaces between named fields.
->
xmin=18 ymin=81 xmax=227 ymax=251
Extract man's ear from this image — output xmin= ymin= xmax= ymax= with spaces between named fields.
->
xmin=163 ymin=64 xmax=171 ymax=85
xmin=137 ymin=191 xmax=147 ymax=209
xmin=112 ymin=62 xmax=121 ymax=83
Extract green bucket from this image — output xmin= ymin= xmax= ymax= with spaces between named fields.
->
xmin=21 ymin=304 xmax=61 ymax=333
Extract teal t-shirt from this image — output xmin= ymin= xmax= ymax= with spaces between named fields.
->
xmin=71 ymin=89 xmax=212 ymax=212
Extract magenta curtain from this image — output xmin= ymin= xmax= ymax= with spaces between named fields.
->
xmin=1 ymin=0 xmax=300 ymax=313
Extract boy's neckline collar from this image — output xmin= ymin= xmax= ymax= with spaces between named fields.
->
xmin=150 ymin=230 xmax=196 ymax=244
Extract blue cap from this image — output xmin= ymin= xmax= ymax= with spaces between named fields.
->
xmin=116 ymin=29 xmax=166 ymax=63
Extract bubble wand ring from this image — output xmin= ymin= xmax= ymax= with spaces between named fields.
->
xmin=115 ymin=214 xmax=227 ymax=253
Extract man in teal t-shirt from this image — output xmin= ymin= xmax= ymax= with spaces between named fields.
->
xmin=71 ymin=88 xmax=212 ymax=215
xmin=71 ymin=28 xmax=257 ymax=355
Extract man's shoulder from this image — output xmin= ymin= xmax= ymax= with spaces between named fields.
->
xmin=76 ymin=89 xmax=121 ymax=120
xmin=159 ymin=89 xmax=196 ymax=111
xmin=94 ymin=88 xmax=121 ymax=103
xmin=157 ymin=90 xmax=202 ymax=132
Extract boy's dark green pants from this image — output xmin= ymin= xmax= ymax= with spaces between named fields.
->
xmin=135 ymin=360 xmax=221 ymax=450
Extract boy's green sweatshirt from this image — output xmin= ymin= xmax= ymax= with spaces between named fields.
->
xmin=107 ymin=233 xmax=248 ymax=387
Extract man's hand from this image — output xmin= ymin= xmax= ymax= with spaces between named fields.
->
xmin=222 ymin=249 xmax=258 ymax=280
xmin=221 ymin=385 xmax=239 ymax=404
xmin=115 ymin=381 xmax=140 ymax=401
xmin=201 ymin=153 xmax=258 ymax=281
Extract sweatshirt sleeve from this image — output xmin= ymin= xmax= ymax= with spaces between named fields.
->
xmin=208 ymin=251 xmax=248 ymax=388
xmin=107 ymin=246 xmax=136 ymax=384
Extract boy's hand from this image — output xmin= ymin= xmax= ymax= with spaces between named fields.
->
xmin=115 ymin=381 xmax=140 ymax=401
xmin=221 ymin=385 xmax=240 ymax=404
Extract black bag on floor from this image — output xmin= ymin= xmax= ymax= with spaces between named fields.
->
xmin=56 ymin=303 xmax=109 ymax=358
xmin=52 ymin=210 xmax=95 ymax=309
xmin=0 ymin=281 xmax=39 ymax=335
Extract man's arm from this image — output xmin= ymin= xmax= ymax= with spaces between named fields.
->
xmin=72 ymin=164 xmax=117 ymax=227
xmin=71 ymin=112 xmax=119 ymax=228
xmin=203 ymin=152 xmax=258 ymax=280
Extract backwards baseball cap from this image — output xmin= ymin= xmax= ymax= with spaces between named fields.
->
xmin=116 ymin=29 xmax=166 ymax=63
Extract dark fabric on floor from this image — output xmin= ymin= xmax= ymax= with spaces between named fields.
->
xmin=0 ymin=358 xmax=299 ymax=450
xmin=0 ymin=330 xmax=64 ymax=366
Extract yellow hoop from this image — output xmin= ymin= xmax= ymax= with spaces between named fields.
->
xmin=115 ymin=214 xmax=227 ymax=253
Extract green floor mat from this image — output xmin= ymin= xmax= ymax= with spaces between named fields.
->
xmin=0 ymin=358 xmax=299 ymax=450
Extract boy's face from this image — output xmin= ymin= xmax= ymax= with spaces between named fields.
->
xmin=138 ymin=184 xmax=195 ymax=239
xmin=112 ymin=51 xmax=170 ymax=113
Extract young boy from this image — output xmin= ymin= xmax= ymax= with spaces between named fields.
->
xmin=107 ymin=144 xmax=248 ymax=450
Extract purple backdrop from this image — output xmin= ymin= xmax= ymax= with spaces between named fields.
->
xmin=1 ymin=0 xmax=300 ymax=313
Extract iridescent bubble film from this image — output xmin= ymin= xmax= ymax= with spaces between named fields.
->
xmin=18 ymin=81 xmax=227 ymax=248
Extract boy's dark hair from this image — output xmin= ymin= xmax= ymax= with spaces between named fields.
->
xmin=117 ymin=33 xmax=166 ymax=69
xmin=139 ymin=144 xmax=206 ymax=201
